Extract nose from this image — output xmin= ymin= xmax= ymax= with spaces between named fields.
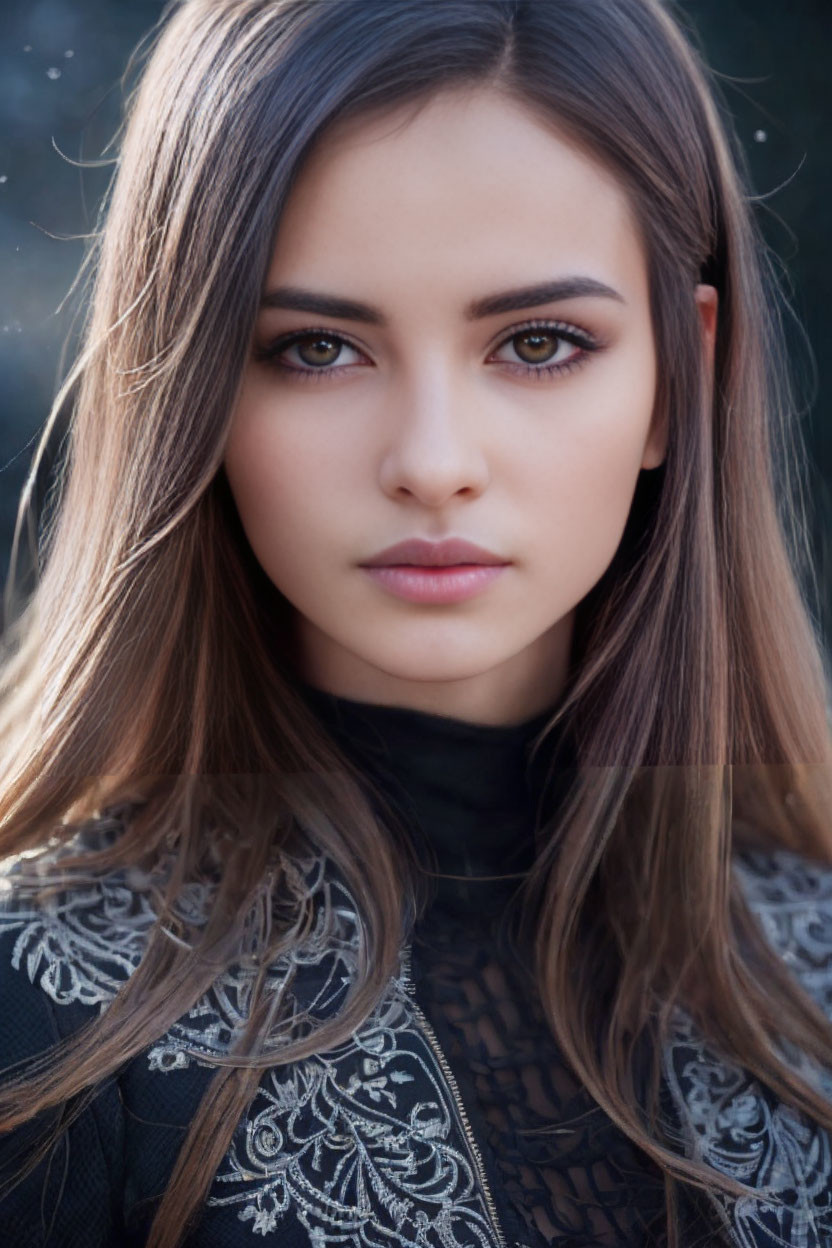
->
xmin=377 ymin=365 xmax=491 ymax=506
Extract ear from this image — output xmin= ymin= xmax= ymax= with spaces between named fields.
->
xmin=695 ymin=282 xmax=719 ymax=370
xmin=641 ymin=282 xmax=719 ymax=471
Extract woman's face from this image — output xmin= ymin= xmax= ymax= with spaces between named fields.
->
xmin=224 ymin=86 xmax=715 ymax=725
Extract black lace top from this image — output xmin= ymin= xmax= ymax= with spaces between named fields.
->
xmin=294 ymin=681 xmax=718 ymax=1247
xmin=1 ymin=680 xmax=830 ymax=1245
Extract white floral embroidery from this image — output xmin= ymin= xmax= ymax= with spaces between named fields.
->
xmin=664 ymin=1008 xmax=832 ymax=1247
xmin=205 ymin=967 xmax=500 ymax=1246
xmin=145 ymin=853 xmax=359 ymax=1071
xmin=147 ymin=855 xmax=503 ymax=1244
xmin=662 ymin=848 xmax=832 ymax=1248
xmin=0 ymin=823 xmax=503 ymax=1246
xmin=0 ymin=879 xmax=149 ymax=1009
xmin=735 ymin=847 xmax=832 ymax=1019
xmin=0 ymin=818 xmax=154 ymax=1008
xmin=2 ymin=823 xmax=832 ymax=1247
xmin=0 ymin=816 xmax=211 ymax=1010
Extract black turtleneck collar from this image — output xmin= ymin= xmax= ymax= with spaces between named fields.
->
xmin=293 ymin=680 xmax=575 ymax=924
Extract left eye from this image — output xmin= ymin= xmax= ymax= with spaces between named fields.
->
xmin=277 ymin=333 xmax=361 ymax=369
xmin=492 ymin=328 xmax=581 ymax=368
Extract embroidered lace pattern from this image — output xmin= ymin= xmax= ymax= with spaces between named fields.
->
xmin=203 ymin=968 xmax=506 ymax=1244
xmin=0 ymin=827 xmax=831 ymax=1248
xmin=0 ymin=825 xmax=509 ymax=1247
xmin=662 ymin=849 xmax=832 ymax=1248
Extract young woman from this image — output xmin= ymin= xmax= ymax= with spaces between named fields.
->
xmin=0 ymin=1 xmax=830 ymax=1246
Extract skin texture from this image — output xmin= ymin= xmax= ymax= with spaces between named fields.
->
xmin=224 ymin=86 xmax=717 ymax=726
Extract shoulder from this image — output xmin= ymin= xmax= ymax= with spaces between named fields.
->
xmin=0 ymin=816 xmax=159 ymax=1016
xmin=732 ymin=842 xmax=832 ymax=912
xmin=0 ymin=819 xmax=361 ymax=1056
xmin=733 ymin=844 xmax=832 ymax=1017
xmin=661 ymin=848 xmax=832 ymax=1247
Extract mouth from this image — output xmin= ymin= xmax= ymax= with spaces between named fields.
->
xmin=360 ymin=537 xmax=508 ymax=568
xmin=380 ymin=561 xmax=502 ymax=568
xmin=360 ymin=562 xmax=508 ymax=604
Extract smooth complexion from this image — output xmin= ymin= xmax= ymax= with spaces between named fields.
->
xmin=224 ymin=86 xmax=717 ymax=726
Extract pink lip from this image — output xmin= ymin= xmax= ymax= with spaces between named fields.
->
xmin=361 ymin=537 xmax=507 ymax=567
xmin=362 ymin=564 xmax=507 ymax=603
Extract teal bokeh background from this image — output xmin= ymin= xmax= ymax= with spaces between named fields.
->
xmin=0 ymin=1 xmax=829 ymax=639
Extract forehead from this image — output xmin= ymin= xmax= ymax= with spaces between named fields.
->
xmin=266 ymin=86 xmax=648 ymax=308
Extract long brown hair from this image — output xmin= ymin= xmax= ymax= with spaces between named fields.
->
xmin=1 ymin=1 xmax=831 ymax=1245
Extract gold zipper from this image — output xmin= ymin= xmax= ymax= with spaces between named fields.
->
xmin=399 ymin=941 xmax=516 ymax=1248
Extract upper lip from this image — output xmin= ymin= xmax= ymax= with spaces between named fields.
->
xmin=360 ymin=537 xmax=509 ymax=567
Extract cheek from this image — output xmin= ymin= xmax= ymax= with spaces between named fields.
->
xmin=521 ymin=374 xmax=656 ymax=581
xmin=224 ymin=389 xmax=356 ymax=580
xmin=224 ymin=396 xmax=295 ymax=559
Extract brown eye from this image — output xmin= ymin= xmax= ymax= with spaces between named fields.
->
xmin=489 ymin=320 xmax=598 ymax=377
xmin=294 ymin=334 xmax=344 ymax=367
xmin=253 ymin=329 xmax=365 ymax=380
xmin=512 ymin=329 xmax=563 ymax=365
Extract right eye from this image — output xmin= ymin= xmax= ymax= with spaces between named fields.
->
xmin=253 ymin=330 xmax=367 ymax=380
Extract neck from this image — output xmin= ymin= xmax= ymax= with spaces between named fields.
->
xmin=294 ymin=679 xmax=575 ymax=923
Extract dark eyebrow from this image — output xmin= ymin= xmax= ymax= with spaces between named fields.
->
xmin=260 ymin=287 xmax=386 ymax=324
xmin=467 ymin=277 xmax=626 ymax=319
xmin=258 ymin=276 xmax=626 ymax=326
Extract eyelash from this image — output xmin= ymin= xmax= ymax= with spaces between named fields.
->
xmin=253 ymin=318 xmax=602 ymax=384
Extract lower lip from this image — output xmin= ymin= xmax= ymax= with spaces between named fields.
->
xmin=361 ymin=563 xmax=508 ymax=603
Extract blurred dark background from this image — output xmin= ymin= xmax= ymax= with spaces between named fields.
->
xmin=1 ymin=1 xmax=830 ymax=644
